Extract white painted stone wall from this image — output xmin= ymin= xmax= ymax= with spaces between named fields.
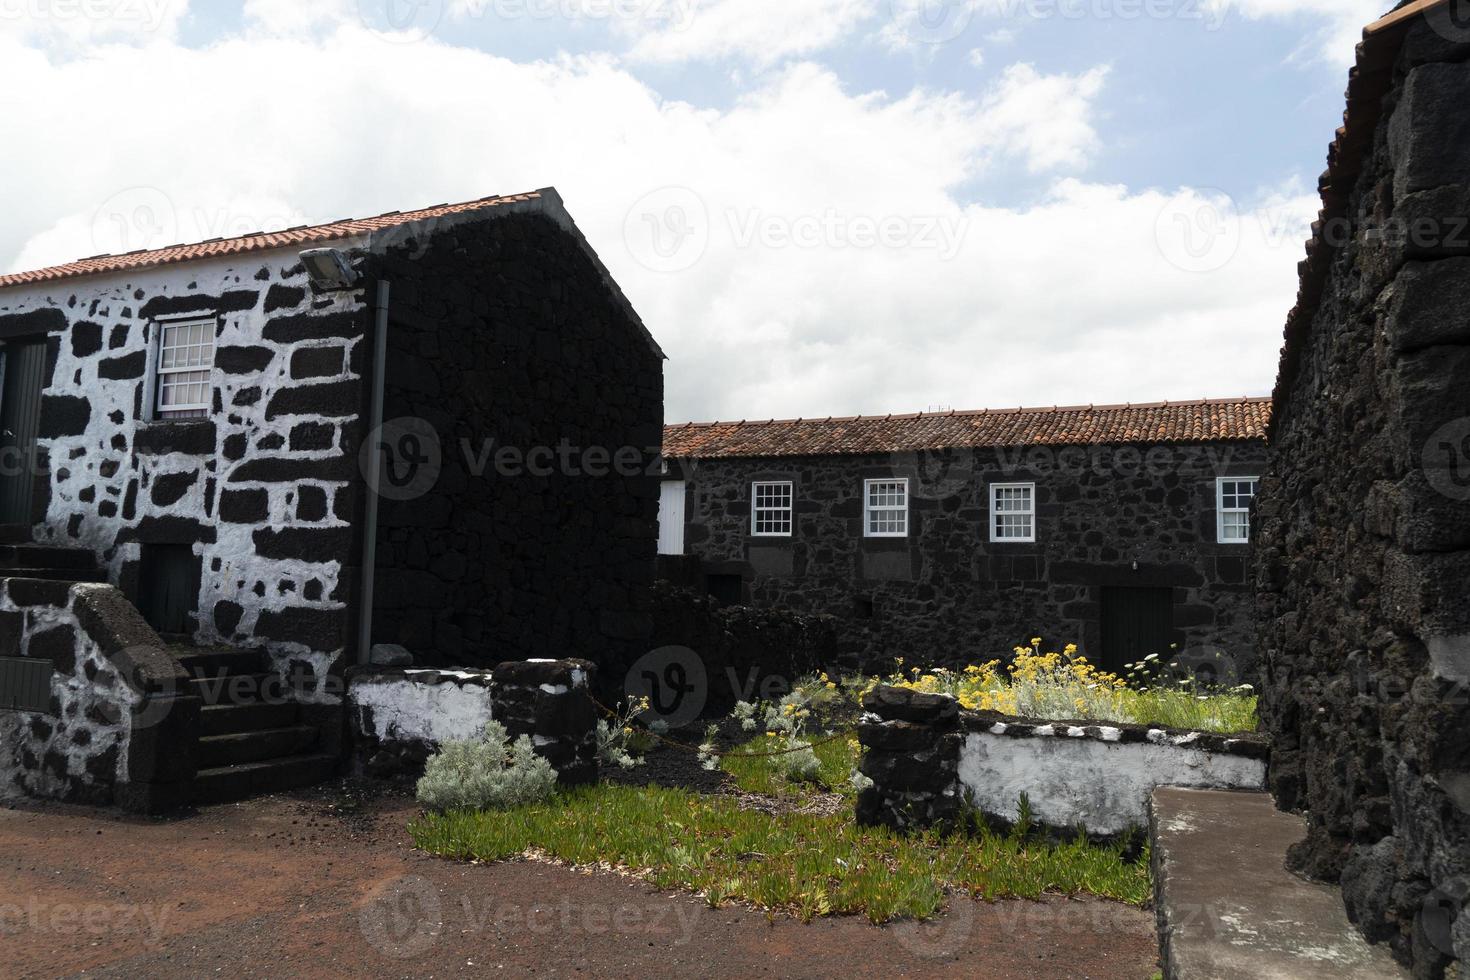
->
xmin=0 ymin=583 xmax=139 ymax=802
xmin=349 ymin=670 xmax=494 ymax=746
xmin=957 ymin=725 xmax=1267 ymax=835
xmin=0 ymin=248 xmax=369 ymax=684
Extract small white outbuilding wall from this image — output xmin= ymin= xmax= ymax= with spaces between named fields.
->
xmin=957 ymin=721 xmax=1267 ymax=836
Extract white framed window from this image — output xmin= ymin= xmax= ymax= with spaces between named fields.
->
xmin=864 ymin=478 xmax=909 ymax=537
xmin=990 ymin=482 xmax=1036 ymax=543
xmin=751 ymin=481 xmax=793 ymax=537
xmin=1217 ymin=477 xmax=1259 ymax=544
xmin=153 ymin=316 xmax=215 ymax=419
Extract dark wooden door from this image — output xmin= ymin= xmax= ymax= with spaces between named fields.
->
xmin=1099 ymin=586 xmax=1175 ymax=675
xmin=0 ymin=340 xmax=46 ymax=526
xmin=138 ymin=544 xmax=197 ymax=636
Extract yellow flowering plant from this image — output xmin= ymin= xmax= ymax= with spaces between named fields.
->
xmin=878 ymin=638 xmax=1256 ymax=733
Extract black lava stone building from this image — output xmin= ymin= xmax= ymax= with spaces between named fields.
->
xmin=660 ymin=398 xmax=1269 ymax=674
xmin=1254 ymin=3 xmax=1470 ymax=973
xmin=0 ymin=189 xmax=664 ymax=684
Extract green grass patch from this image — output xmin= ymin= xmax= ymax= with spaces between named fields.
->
xmin=410 ymin=783 xmax=1151 ymax=923
xmin=720 ymin=732 xmax=861 ymax=797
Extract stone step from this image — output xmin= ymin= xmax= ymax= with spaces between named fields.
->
xmin=0 ymin=525 xmax=34 ymax=545
xmin=191 ymin=753 xmax=337 ymax=806
xmin=0 ymin=545 xmax=98 ymax=570
xmin=1150 ymin=787 xmax=1407 ymax=979
xmin=200 ymin=701 xmax=299 ymax=737
xmin=0 ymin=568 xmax=106 ymax=583
xmin=186 ymin=672 xmax=290 ymax=707
xmin=172 ymin=647 xmax=267 ymax=679
xmin=197 ymin=725 xmax=320 ymax=769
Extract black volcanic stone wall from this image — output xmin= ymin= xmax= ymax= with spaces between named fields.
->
xmin=647 ymin=581 xmax=839 ymax=715
xmin=1254 ymin=22 xmax=1470 ymax=976
xmin=670 ymin=440 xmax=1265 ymax=674
xmin=0 ymin=579 xmax=197 ymax=814
xmin=855 ymin=685 xmax=961 ymax=830
xmin=370 ymin=211 xmax=663 ymax=677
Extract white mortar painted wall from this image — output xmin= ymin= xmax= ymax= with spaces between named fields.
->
xmin=957 ymin=728 xmax=1266 ymax=835
xmin=349 ymin=671 xmax=494 ymax=745
xmin=0 ymin=249 xmax=368 ymax=685
xmin=0 ymin=583 xmax=139 ymax=802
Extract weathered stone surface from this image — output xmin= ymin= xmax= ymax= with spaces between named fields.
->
xmin=1256 ymin=30 xmax=1470 ymax=975
xmin=669 ymin=439 xmax=1265 ymax=674
xmin=96 ymin=351 xmax=145 ymax=380
xmin=215 ymin=345 xmax=275 ymax=375
xmin=134 ymin=420 xmax=216 ymax=456
xmin=369 ymin=210 xmax=663 ymax=676
xmin=254 ymin=605 xmax=348 ymax=651
xmin=1385 ymin=259 xmax=1470 ymax=352
xmin=289 ymin=346 xmax=344 ymax=379
xmin=264 ymin=380 xmax=359 ymax=420
xmin=38 ymin=395 xmax=90 ymax=438
xmin=149 ymin=471 xmax=197 ymax=507
xmin=70 ymin=322 xmax=103 ymax=357
xmin=1389 ymin=61 xmax=1470 ymax=197
xmin=1151 ymin=788 xmax=1406 ymax=980
xmin=218 ymin=488 xmax=269 ymax=524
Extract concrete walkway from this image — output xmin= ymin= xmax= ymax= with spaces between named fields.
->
xmin=1150 ymin=787 xmax=1406 ymax=979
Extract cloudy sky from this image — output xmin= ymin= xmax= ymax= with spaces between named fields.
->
xmin=1 ymin=0 xmax=1388 ymax=422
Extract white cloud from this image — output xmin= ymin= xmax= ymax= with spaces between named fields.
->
xmin=241 ymin=0 xmax=356 ymax=36
xmin=0 ymin=22 xmax=1308 ymax=423
xmin=979 ymin=63 xmax=1109 ymax=172
xmin=1199 ymin=1 xmax=1382 ymax=64
xmin=0 ymin=0 xmax=189 ymax=44
xmin=967 ymin=47 xmax=985 ymax=67
xmin=625 ymin=0 xmax=874 ymax=66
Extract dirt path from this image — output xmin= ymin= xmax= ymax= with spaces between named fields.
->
xmin=0 ymin=785 xmax=1159 ymax=979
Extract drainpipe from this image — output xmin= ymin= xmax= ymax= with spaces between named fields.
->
xmin=356 ymin=280 xmax=390 ymax=665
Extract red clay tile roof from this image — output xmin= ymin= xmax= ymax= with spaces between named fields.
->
xmin=0 ymin=191 xmax=546 ymax=291
xmin=1271 ymin=0 xmax=1445 ymax=431
xmin=663 ymin=397 xmax=1271 ymax=459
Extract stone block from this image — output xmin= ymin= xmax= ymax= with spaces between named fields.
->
xmin=215 ymin=345 xmax=275 ymax=375
xmin=1386 ymin=259 xmax=1470 ymax=352
xmin=1391 ymin=62 xmax=1470 ymax=197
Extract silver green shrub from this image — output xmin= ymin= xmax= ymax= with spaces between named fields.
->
xmin=416 ymin=720 xmax=558 ymax=811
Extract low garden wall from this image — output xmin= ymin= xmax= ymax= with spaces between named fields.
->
xmin=346 ymin=658 xmax=599 ymax=785
xmin=856 ymin=686 xmax=1267 ymax=836
xmin=647 ymin=582 xmax=839 ymax=715
xmin=0 ymin=579 xmax=198 ymax=814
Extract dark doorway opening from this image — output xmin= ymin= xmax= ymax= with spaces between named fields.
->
xmin=138 ymin=543 xmax=200 ymax=637
xmin=0 ymin=339 xmax=47 ymax=526
xmin=1099 ymin=586 xmax=1175 ymax=676
xmin=705 ymin=573 xmax=743 ymax=608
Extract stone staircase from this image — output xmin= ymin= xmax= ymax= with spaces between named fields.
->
xmin=174 ymin=645 xmax=340 ymax=805
xmin=0 ymin=543 xmax=107 ymax=583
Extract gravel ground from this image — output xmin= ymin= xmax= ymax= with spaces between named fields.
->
xmin=0 ymin=784 xmax=1159 ymax=979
